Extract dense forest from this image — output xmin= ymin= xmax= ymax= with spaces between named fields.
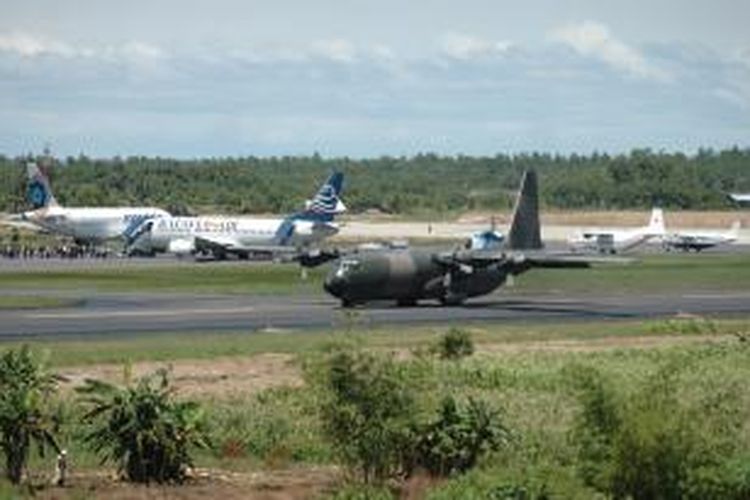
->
xmin=1 ymin=148 xmax=748 ymax=215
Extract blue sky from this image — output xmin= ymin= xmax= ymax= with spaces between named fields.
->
xmin=1 ymin=0 xmax=748 ymax=158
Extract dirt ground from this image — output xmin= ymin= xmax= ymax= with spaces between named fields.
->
xmin=56 ymin=333 xmax=728 ymax=398
xmin=457 ymin=210 xmax=750 ymax=228
xmin=32 ymin=466 xmax=340 ymax=500
xmin=58 ymin=353 xmax=303 ymax=399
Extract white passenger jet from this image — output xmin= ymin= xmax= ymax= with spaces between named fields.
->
xmin=6 ymin=162 xmax=169 ymax=244
xmin=127 ymin=172 xmax=346 ymax=259
xmin=568 ymin=208 xmax=665 ymax=254
xmin=662 ymin=221 xmax=741 ymax=252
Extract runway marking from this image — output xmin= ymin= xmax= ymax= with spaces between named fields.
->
xmin=682 ymin=293 xmax=750 ymax=300
xmin=27 ymin=306 xmax=256 ymax=319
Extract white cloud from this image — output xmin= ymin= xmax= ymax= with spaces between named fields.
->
xmin=0 ymin=32 xmax=166 ymax=64
xmin=552 ymin=21 xmax=670 ymax=82
xmin=440 ymin=33 xmax=512 ymax=60
xmin=311 ymin=39 xmax=357 ymax=63
xmin=0 ymin=32 xmax=77 ymax=58
xmin=119 ymin=41 xmax=165 ymax=60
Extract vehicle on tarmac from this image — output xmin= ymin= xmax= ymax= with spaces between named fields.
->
xmin=301 ymin=170 xmax=616 ymax=307
xmin=662 ymin=221 xmax=741 ymax=252
xmin=567 ymin=207 xmax=665 ymax=254
xmin=5 ymin=162 xmax=169 ymax=244
xmin=127 ymin=172 xmax=346 ymax=259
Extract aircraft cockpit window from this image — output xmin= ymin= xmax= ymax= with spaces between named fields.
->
xmin=336 ymin=259 xmax=361 ymax=278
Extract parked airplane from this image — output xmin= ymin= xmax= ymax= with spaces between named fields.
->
xmin=300 ymin=170 xmax=618 ymax=307
xmin=467 ymin=217 xmax=504 ymax=250
xmin=662 ymin=221 xmax=741 ymax=252
xmin=729 ymin=193 xmax=750 ymax=204
xmin=127 ymin=172 xmax=346 ymax=259
xmin=6 ymin=162 xmax=169 ymax=244
xmin=567 ymin=208 xmax=665 ymax=254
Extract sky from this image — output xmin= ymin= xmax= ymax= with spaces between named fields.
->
xmin=0 ymin=0 xmax=748 ymax=158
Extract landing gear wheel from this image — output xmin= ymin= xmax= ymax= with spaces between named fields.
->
xmin=439 ymin=295 xmax=465 ymax=307
xmin=397 ymin=299 xmax=417 ymax=307
xmin=341 ymin=299 xmax=356 ymax=308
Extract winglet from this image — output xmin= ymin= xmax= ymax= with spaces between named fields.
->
xmin=505 ymin=170 xmax=543 ymax=250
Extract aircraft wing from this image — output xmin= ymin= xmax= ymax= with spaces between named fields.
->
xmin=0 ymin=214 xmax=46 ymax=232
xmin=434 ymin=249 xmax=632 ymax=270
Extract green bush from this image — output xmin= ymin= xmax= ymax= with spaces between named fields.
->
xmin=436 ymin=328 xmax=474 ymax=360
xmin=317 ymin=348 xmax=416 ymax=483
xmin=410 ymin=396 xmax=509 ymax=477
xmin=569 ymin=360 xmax=750 ymax=499
xmin=76 ymin=368 xmax=210 ymax=484
xmin=0 ymin=345 xmax=62 ymax=484
xmin=210 ymin=387 xmax=332 ymax=465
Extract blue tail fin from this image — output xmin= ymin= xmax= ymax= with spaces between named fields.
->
xmin=297 ymin=172 xmax=346 ymax=221
xmin=26 ymin=162 xmax=59 ymax=209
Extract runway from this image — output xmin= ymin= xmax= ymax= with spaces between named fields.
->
xmin=2 ymin=289 xmax=750 ymax=340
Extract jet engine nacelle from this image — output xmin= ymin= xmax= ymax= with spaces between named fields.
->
xmin=167 ymin=238 xmax=196 ymax=255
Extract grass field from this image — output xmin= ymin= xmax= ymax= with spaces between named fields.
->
xmin=0 ymin=261 xmax=326 ymax=294
xmin=1 ymin=316 xmax=750 ymax=498
xmin=0 ymin=253 xmax=748 ymax=296
xmin=0 ymin=295 xmax=85 ymax=310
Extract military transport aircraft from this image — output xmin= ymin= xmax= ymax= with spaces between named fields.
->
xmin=300 ymin=170 xmax=615 ymax=307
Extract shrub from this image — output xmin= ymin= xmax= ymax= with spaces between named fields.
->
xmin=410 ymin=396 xmax=509 ymax=477
xmin=77 ymin=368 xmax=210 ymax=484
xmin=566 ymin=365 xmax=620 ymax=491
xmin=0 ymin=345 xmax=62 ymax=484
xmin=317 ymin=348 xmax=416 ymax=483
xmin=436 ymin=328 xmax=474 ymax=360
xmin=569 ymin=361 xmax=750 ymax=499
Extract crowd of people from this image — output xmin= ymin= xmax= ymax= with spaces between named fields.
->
xmin=0 ymin=244 xmax=113 ymax=259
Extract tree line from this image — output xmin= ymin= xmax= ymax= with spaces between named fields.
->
xmin=1 ymin=148 xmax=748 ymax=215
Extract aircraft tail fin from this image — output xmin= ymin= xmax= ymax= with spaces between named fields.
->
xmin=26 ymin=161 xmax=59 ymax=209
xmin=505 ymin=170 xmax=543 ymax=250
xmin=647 ymin=207 xmax=665 ymax=236
xmin=297 ymin=172 xmax=346 ymax=221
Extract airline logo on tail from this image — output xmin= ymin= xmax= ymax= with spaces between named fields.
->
xmin=26 ymin=162 xmax=58 ymax=210
xmin=298 ymin=172 xmax=346 ymax=221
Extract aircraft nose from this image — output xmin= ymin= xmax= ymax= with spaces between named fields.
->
xmin=323 ymin=274 xmax=345 ymax=298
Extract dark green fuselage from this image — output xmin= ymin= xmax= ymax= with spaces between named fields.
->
xmin=324 ymin=249 xmax=510 ymax=306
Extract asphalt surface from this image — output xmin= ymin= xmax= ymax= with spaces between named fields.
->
xmin=1 ymin=289 xmax=750 ymax=340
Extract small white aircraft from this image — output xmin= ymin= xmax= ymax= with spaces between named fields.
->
xmin=662 ymin=221 xmax=741 ymax=252
xmin=467 ymin=217 xmax=504 ymax=250
xmin=729 ymin=193 xmax=750 ymax=204
xmin=568 ymin=208 xmax=665 ymax=254
xmin=127 ymin=172 xmax=346 ymax=259
xmin=5 ymin=162 xmax=169 ymax=244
